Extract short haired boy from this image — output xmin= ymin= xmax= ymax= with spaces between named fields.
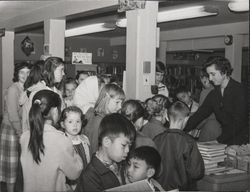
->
xmin=125 ymin=146 xmax=165 ymax=191
xmin=154 ymin=101 xmax=204 ymax=191
xmin=75 ymin=113 xmax=136 ymax=192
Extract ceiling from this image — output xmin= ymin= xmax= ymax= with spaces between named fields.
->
xmin=0 ymin=0 xmax=248 ymax=38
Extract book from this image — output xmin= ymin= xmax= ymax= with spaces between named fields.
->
xmin=105 ymin=179 xmax=154 ymax=192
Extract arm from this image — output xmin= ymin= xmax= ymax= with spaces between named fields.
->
xmin=184 ymin=140 xmax=205 ymax=180
xmin=7 ymin=85 xmax=22 ymax=137
xmin=59 ymin=137 xmax=83 ymax=180
xmin=184 ymin=91 xmax=214 ymax=132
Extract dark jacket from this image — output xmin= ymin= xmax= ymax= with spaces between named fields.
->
xmin=75 ymin=155 xmax=121 ymax=192
xmin=184 ymin=78 xmax=248 ymax=145
xmin=154 ymin=129 xmax=204 ymax=191
xmin=141 ymin=117 xmax=166 ymax=140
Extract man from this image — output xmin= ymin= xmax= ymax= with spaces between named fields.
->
xmin=184 ymin=56 xmax=248 ymax=145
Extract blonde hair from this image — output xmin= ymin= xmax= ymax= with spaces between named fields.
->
xmin=94 ymin=84 xmax=125 ymax=114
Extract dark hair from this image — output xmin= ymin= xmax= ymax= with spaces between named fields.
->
xmin=43 ymin=57 xmax=64 ymax=88
xmin=13 ymin=62 xmax=31 ymax=82
xmin=168 ymin=101 xmax=190 ymax=121
xmin=29 ymin=90 xmax=61 ymax=164
xmin=98 ymin=113 xmax=136 ymax=147
xmin=60 ymin=106 xmax=87 ymax=130
xmin=205 ymin=56 xmax=233 ymax=76
xmin=156 ymin=61 xmax=165 ymax=73
xmin=62 ymin=77 xmax=78 ymax=97
xmin=24 ymin=60 xmax=45 ymax=90
xmin=94 ymin=83 xmax=125 ymax=114
xmin=175 ymin=86 xmax=190 ymax=96
xmin=199 ymin=66 xmax=209 ymax=79
xmin=129 ymin=146 xmax=161 ymax=177
xmin=76 ymin=71 xmax=89 ymax=80
xmin=121 ymin=100 xmax=145 ymax=123
xmin=147 ymin=94 xmax=171 ymax=117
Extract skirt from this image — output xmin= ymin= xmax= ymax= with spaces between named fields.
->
xmin=0 ymin=122 xmax=19 ymax=183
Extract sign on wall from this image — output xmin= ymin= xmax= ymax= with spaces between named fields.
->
xmin=72 ymin=52 xmax=92 ymax=64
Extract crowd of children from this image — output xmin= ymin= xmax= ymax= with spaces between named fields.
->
xmin=1 ymin=55 xmax=246 ymax=192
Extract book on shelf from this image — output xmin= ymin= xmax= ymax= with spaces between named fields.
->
xmin=105 ymin=179 xmax=154 ymax=192
xmin=198 ymin=140 xmax=227 ymax=149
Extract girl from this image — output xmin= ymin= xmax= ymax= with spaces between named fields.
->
xmin=0 ymin=62 xmax=30 ymax=192
xmin=59 ymin=106 xmax=90 ymax=189
xmin=19 ymin=60 xmax=48 ymax=132
xmin=142 ymin=94 xmax=171 ymax=140
xmin=75 ymin=71 xmax=89 ymax=85
xmin=43 ymin=56 xmax=66 ymax=109
xmin=121 ymin=100 xmax=156 ymax=149
xmin=20 ymin=90 xmax=83 ymax=192
xmin=84 ymin=83 xmax=125 ymax=155
xmin=62 ymin=78 xmax=78 ymax=107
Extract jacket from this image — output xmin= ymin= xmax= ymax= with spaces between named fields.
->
xmin=75 ymin=155 xmax=121 ymax=192
xmin=154 ymin=129 xmax=204 ymax=191
xmin=184 ymin=78 xmax=248 ymax=145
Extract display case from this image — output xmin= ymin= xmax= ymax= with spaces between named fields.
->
xmin=65 ymin=64 xmax=97 ymax=78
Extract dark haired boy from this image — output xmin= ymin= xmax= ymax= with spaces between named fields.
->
xmin=75 ymin=113 xmax=136 ymax=192
xmin=125 ymin=146 xmax=164 ymax=191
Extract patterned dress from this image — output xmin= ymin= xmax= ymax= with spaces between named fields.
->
xmin=0 ymin=82 xmax=23 ymax=183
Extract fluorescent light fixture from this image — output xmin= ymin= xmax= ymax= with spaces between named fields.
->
xmin=116 ymin=5 xmax=218 ymax=28
xmin=228 ymin=0 xmax=249 ymax=12
xmin=65 ymin=23 xmax=115 ymax=37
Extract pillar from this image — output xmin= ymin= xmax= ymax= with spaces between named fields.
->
xmin=44 ymin=19 xmax=65 ymax=59
xmin=125 ymin=1 xmax=158 ymax=100
xmin=0 ymin=31 xmax=14 ymax=115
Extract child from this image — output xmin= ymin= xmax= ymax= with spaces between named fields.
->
xmin=0 ymin=62 xmax=30 ymax=192
xmin=175 ymin=86 xmax=199 ymax=114
xmin=175 ymin=86 xmax=200 ymax=138
xmin=76 ymin=71 xmax=89 ymax=85
xmin=125 ymin=146 xmax=164 ymax=191
xmin=75 ymin=113 xmax=136 ymax=192
xmin=60 ymin=106 xmax=90 ymax=167
xmin=154 ymin=101 xmax=204 ymax=191
xmin=43 ymin=57 xmax=66 ymax=109
xmin=154 ymin=61 xmax=169 ymax=97
xmin=63 ymin=78 xmax=78 ymax=107
xmin=84 ymin=83 xmax=125 ymax=154
xmin=142 ymin=94 xmax=170 ymax=140
xmin=20 ymin=90 xmax=83 ymax=192
xmin=60 ymin=106 xmax=90 ymax=190
xmin=121 ymin=99 xmax=156 ymax=149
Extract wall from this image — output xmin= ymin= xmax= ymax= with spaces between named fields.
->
xmin=15 ymin=34 xmax=44 ymax=62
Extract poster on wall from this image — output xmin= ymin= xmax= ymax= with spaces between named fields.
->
xmin=72 ymin=52 xmax=92 ymax=64
xmin=21 ymin=36 xmax=34 ymax=56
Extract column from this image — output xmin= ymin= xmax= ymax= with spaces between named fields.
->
xmin=0 ymin=31 xmax=14 ymax=114
xmin=125 ymin=1 xmax=158 ymax=100
xmin=225 ymin=34 xmax=243 ymax=82
xmin=44 ymin=19 xmax=65 ymax=59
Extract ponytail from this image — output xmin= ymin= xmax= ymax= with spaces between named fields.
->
xmin=28 ymin=101 xmax=45 ymax=164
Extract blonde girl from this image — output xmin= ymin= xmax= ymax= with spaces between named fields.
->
xmin=84 ymin=83 xmax=125 ymax=155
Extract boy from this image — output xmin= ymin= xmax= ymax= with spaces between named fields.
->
xmin=126 ymin=146 xmax=164 ymax=191
xmin=63 ymin=77 xmax=78 ymax=107
xmin=153 ymin=61 xmax=169 ymax=97
xmin=154 ymin=101 xmax=204 ymax=191
xmin=76 ymin=70 xmax=89 ymax=85
xmin=175 ymin=86 xmax=199 ymax=114
xmin=75 ymin=113 xmax=136 ymax=192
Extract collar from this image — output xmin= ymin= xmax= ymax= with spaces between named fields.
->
xmin=91 ymin=154 xmax=116 ymax=175
xmin=149 ymin=117 xmax=163 ymax=125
